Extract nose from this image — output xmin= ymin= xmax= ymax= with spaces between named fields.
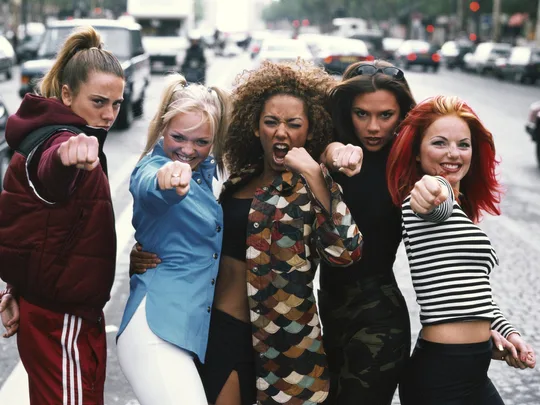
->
xmin=275 ymin=122 xmax=288 ymax=139
xmin=447 ymin=144 xmax=459 ymax=158
xmin=181 ymin=141 xmax=195 ymax=155
xmin=102 ymin=105 xmax=115 ymax=123
xmin=367 ymin=117 xmax=380 ymax=133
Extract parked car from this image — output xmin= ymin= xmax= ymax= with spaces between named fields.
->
xmin=440 ymin=40 xmax=474 ymax=70
xmin=0 ymin=35 xmax=15 ymax=80
xmin=253 ymin=38 xmax=313 ymax=67
xmin=525 ymin=100 xmax=540 ymax=168
xmin=494 ymin=46 xmax=540 ymax=84
xmin=464 ymin=42 xmax=511 ymax=74
xmin=394 ymin=40 xmax=440 ymax=72
xmin=19 ymin=18 xmax=151 ymax=130
xmin=380 ymin=37 xmax=404 ymax=62
xmin=0 ymin=96 xmax=10 ymax=191
xmin=311 ymin=37 xmax=371 ymax=75
xmin=15 ymin=33 xmax=43 ymax=63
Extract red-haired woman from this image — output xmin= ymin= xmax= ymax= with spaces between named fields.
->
xmin=387 ymin=95 xmax=536 ymax=404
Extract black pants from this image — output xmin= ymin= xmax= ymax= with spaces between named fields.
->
xmin=399 ymin=338 xmax=505 ymax=405
xmin=197 ymin=308 xmax=256 ymax=405
xmin=318 ymin=275 xmax=411 ymax=405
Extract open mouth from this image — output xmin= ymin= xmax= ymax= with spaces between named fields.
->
xmin=272 ymin=143 xmax=289 ymax=165
xmin=175 ymin=153 xmax=196 ymax=163
xmin=440 ymin=163 xmax=461 ymax=172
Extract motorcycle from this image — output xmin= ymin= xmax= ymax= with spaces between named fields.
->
xmin=182 ymin=59 xmax=206 ymax=85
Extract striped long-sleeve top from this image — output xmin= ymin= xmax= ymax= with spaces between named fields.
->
xmin=401 ymin=176 xmax=517 ymax=338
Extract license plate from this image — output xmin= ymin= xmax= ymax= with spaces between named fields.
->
xmin=340 ymin=56 xmax=357 ymax=63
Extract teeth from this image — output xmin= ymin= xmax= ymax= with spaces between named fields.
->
xmin=442 ymin=164 xmax=459 ymax=169
xmin=275 ymin=145 xmax=287 ymax=150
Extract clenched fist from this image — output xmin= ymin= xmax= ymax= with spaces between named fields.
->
xmin=410 ymin=175 xmax=450 ymax=215
xmin=283 ymin=147 xmax=319 ymax=176
xmin=329 ymin=144 xmax=363 ymax=177
xmin=57 ymin=134 xmax=100 ymax=171
xmin=157 ymin=161 xmax=192 ymax=196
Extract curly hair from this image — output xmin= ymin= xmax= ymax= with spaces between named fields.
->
xmin=224 ymin=59 xmax=336 ymax=174
xmin=387 ymin=95 xmax=502 ymax=223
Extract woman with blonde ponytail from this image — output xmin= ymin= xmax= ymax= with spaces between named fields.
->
xmin=117 ymin=73 xmax=231 ymax=405
xmin=0 ymin=25 xmax=124 ymax=405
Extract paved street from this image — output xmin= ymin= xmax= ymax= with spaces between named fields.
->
xmin=0 ymin=52 xmax=539 ymax=404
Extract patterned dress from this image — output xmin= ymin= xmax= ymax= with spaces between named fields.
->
xmin=221 ymin=164 xmax=363 ymax=405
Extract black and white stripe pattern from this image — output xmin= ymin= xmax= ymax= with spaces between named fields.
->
xmin=402 ymin=177 xmax=517 ymax=338
xmin=61 ymin=314 xmax=84 ymax=405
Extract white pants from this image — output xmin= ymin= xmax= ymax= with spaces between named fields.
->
xmin=117 ymin=296 xmax=207 ymax=405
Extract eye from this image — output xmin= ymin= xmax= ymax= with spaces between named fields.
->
xmin=432 ymin=140 xmax=445 ymax=146
xmin=381 ymin=111 xmax=394 ymax=119
xmin=93 ymin=99 xmax=104 ymax=106
xmin=196 ymin=140 xmax=210 ymax=146
xmin=289 ymin=123 xmax=301 ymax=129
xmin=264 ymin=120 xmax=277 ymax=126
xmin=354 ymin=110 xmax=367 ymax=118
xmin=459 ymin=142 xmax=471 ymax=148
xmin=172 ymin=134 xmax=186 ymax=142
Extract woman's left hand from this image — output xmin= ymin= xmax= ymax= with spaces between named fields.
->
xmin=507 ymin=332 xmax=536 ymax=369
xmin=284 ymin=147 xmax=320 ymax=176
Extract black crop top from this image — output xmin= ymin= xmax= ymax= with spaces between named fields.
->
xmin=221 ymin=195 xmax=252 ymax=261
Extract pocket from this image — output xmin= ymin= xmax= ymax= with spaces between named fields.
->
xmin=270 ymin=218 xmax=308 ymax=273
xmin=0 ymin=245 xmax=32 ymax=292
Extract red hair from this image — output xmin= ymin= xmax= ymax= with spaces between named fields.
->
xmin=387 ymin=95 xmax=502 ymax=223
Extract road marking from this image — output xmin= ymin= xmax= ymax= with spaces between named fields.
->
xmin=0 ymin=157 xmax=137 ymax=404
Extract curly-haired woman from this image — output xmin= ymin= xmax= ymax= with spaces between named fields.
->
xmin=130 ymin=60 xmax=363 ymax=405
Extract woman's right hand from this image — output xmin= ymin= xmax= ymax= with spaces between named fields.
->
xmin=327 ymin=143 xmax=363 ymax=177
xmin=129 ymin=243 xmax=161 ymax=277
xmin=410 ymin=175 xmax=450 ymax=215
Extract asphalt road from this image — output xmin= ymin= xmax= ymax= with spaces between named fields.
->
xmin=0 ymin=54 xmax=539 ymax=405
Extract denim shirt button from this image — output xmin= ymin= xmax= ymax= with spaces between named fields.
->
xmin=213 ymin=253 xmax=218 ymax=259
xmin=196 ymin=178 xmax=202 ymax=184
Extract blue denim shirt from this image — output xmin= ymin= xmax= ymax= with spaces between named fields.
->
xmin=118 ymin=140 xmax=223 ymax=362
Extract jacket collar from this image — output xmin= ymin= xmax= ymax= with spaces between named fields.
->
xmin=222 ymin=166 xmax=301 ymax=198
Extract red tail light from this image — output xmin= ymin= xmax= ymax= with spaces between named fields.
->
xmin=431 ymin=53 xmax=441 ymax=62
xmin=365 ymin=55 xmax=375 ymax=61
xmin=324 ymin=56 xmax=333 ymax=64
xmin=407 ymin=53 xmax=417 ymax=61
xmin=253 ymin=46 xmax=260 ymax=53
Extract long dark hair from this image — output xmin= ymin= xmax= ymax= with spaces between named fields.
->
xmin=327 ymin=60 xmax=416 ymax=146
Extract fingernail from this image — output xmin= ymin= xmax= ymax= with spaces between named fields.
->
xmin=498 ymin=344 xmax=504 ymax=351
xmin=338 ymin=167 xmax=345 ymax=172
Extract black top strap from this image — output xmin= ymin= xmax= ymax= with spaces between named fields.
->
xmin=17 ymin=125 xmax=82 ymax=158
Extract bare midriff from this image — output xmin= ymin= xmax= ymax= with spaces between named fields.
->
xmin=422 ymin=320 xmax=491 ymax=344
xmin=214 ymin=255 xmax=250 ymax=323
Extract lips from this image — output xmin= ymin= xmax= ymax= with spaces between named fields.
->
xmin=440 ymin=163 xmax=461 ymax=173
xmin=272 ymin=143 xmax=289 ymax=165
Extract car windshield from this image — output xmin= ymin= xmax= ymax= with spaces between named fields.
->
xmin=38 ymin=26 xmax=131 ymax=59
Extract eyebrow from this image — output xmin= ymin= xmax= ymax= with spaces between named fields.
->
xmin=353 ymin=107 xmax=396 ymax=113
xmin=170 ymin=131 xmax=212 ymax=141
xmin=263 ymin=114 xmax=303 ymax=121
xmin=91 ymin=94 xmax=124 ymax=103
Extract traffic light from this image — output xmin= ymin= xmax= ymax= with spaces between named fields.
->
xmin=469 ymin=1 xmax=480 ymax=12
xmin=426 ymin=24 xmax=435 ymax=33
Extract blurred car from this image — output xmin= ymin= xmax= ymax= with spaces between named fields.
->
xmin=394 ymin=40 xmax=440 ymax=72
xmin=249 ymin=31 xmax=274 ymax=59
xmin=15 ymin=33 xmax=43 ymax=63
xmin=380 ymin=37 xmax=404 ymax=62
xmin=0 ymin=35 xmax=15 ymax=80
xmin=19 ymin=19 xmax=150 ymax=130
xmin=143 ymin=36 xmax=189 ymax=74
xmin=440 ymin=40 xmax=474 ymax=70
xmin=349 ymin=31 xmax=384 ymax=59
xmin=464 ymin=42 xmax=511 ymax=74
xmin=311 ymin=37 xmax=371 ymax=75
xmin=494 ymin=46 xmax=540 ymax=84
xmin=0 ymin=96 xmax=10 ymax=191
xmin=254 ymin=38 xmax=313 ymax=66
xmin=525 ymin=100 xmax=540 ymax=168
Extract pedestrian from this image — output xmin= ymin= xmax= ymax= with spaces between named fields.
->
xmin=317 ymin=60 xmax=416 ymax=404
xmin=387 ymin=95 xmax=536 ymax=404
xmin=0 ymin=26 xmax=124 ymax=405
xmin=116 ymin=74 xmax=230 ymax=405
xmin=130 ymin=59 xmax=363 ymax=405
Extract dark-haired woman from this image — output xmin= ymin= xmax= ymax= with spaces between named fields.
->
xmin=0 ymin=26 xmax=124 ymax=405
xmin=318 ymin=60 xmax=416 ymax=405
